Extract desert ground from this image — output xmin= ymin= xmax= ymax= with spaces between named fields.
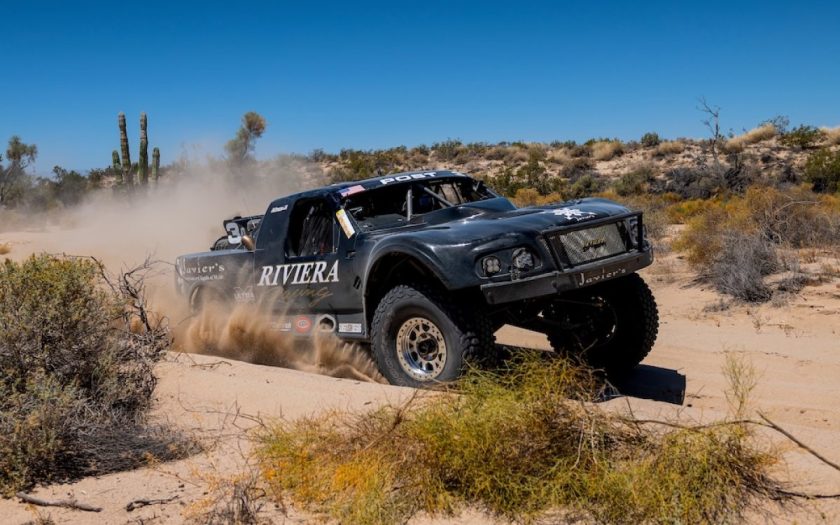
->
xmin=1 ymin=226 xmax=839 ymax=524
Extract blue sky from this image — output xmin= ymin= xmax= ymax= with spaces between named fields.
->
xmin=1 ymin=1 xmax=839 ymax=175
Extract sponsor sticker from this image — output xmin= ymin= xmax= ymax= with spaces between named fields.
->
xmin=270 ymin=205 xmax=288 ymax=213
xmin=294 ymin=315 xmax=313 ymax=334
xmin=379 ymin=171 xmax=437 ymax=185
xmin=338 ymin=322 xmax=363 ymax=334
xmin=258 ymin=260 xmax=339 ymax=286
xmin=268 ymin=319 xmax=292 ymax=332
xmin=233 ymin=287 xmax=256 ymax=303
xmin=577 ymin=267 xmax=627 ymax=286
xmin=550 ymin=207 xmax=597 ymax=221
xmin=336 ymin=208 xmax=356 ymax=238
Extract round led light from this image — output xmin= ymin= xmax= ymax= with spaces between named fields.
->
xmin=512 ymin=248 xmax=535 ymax=271
xmin=482 ymin=256 xmax=501 ymax=275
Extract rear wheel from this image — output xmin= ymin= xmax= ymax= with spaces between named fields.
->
xmin=543 ymin=273 xmax=658 ymax=376
xmin=371 ymin=285 xmax=493 ymax=387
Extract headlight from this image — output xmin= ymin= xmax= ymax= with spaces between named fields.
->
xmin=482 ymin=256 xmax=502 ymax=276
xmin=511 ymin=248 xmax=535 ymax=271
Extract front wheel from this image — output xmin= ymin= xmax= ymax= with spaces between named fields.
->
xmin=544 ymin=273 xmax=658 ymax=376
xmin=371 ymin=285 xmax=493 ymax=387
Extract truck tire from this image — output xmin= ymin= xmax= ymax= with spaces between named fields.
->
xmin=544 ymin=273 xmax=658 ymax=376
xmin=371 ymin=284 xmax=493 ymax=387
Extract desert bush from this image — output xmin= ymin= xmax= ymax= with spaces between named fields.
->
xmin=0 ymin=242 xmax=9 ymax=255
xmin=511 ymin=187 xmax=540 ymax=206
xmin=674 ymin=187 xmax=840 ymax=300
xmin=608 ymin=192 xmax=671 ymax=240
xmin=779 ymin=125 xmax=824 ymax=149
xmin=654 ymin=140 xmax=685 ymax=157
xmin=547 ymin=147 xmax=571 ymax=164
xmin=307 ymin=148 xmax=334 ymax=163
xmin=185 ymin=469 xmax=267 ymax=525
xmin=803 ymin=148 xmax=840 ymax=193
xmin=0 ymin=255 xmax=192 ymax=493
xmin=431 ymin=139 xmax=463 ymax=161
xmin=725 ymin=124 xmax=777 ymax=152
xmin=257 ymin=354 xmax=783 ymax=524
xmin=706 ymin=232 xmax=779 ymax=302
xmin=640 ymin=132 xmax=661 ymax=148
xmin=568 ymin=173 xmax=604 ymax=199
xmin=665 ymin=197 xmax=719 ymax=224
xmin=661 ymin=166 xmax=723 ymax=199
xmin=821 ymin=126 xmax=840 ymax=146
xmin=559 ymin=157 xmax=593 ymax=180
xmin=591 ymin=140 xmax=624 ymax=161
xmin=613 ymin=164 xmax=655 ymax=196
xmin=487 ymin=165 xmax=523 ymax=197
xmin=512 ymin=188 xmax=564 ymax=207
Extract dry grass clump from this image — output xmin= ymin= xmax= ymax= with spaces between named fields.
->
xmin=0 ymin=254 xmax=195 ymax=494
xmin=654 ymin=140 xmax=685 ymax=157
xmin=821 ymin=126 xmax=840 ymax=145
xmin=185 ymin=469 xmax=267 ymax=525
xmin=726 ymin=124 xmax=778 ymax=152
xmin=0 ymin=243 xmax=10 ymax=255
xmin=511 ymin=187 xmax=564 ymax=207
xmin=257 ymin=354 xmax=783 ymax=524
xmin=591 ymin=140 xmax=624 ymax=161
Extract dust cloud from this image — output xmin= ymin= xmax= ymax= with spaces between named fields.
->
xmin=2 ymin=158 xmax=384 ymax=383
xmin=176 ymin=303 xmax=384 ymax=383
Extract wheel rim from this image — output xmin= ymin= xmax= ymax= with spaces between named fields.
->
xmin=396 ymin=317 xmax=447 ymax=381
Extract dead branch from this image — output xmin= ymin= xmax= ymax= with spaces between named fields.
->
xmin=773 ymin=489 xmax=840 ymax=500
xmin=191 ymin=359 xmax=233 ymax=370
xmin=125 ymin=495 xmax=179 ymax=511
xmin=16 ymin=492 xmax=102 ymax=512
xmin=757 ymin=412 xmax=840 ymax=473
xmin=626 ymin=413 xmax=840 ymax=499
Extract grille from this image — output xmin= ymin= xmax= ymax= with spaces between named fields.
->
xmin=547 ymin=223 xmax=627 ymax=266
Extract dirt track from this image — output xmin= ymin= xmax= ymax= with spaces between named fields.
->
xmin=1 ymin=231 xmax=839 ymax=523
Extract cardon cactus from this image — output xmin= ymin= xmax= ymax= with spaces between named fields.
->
xmin=152 ymin=147 xmax=160 ymax=182
xmin=138 ymin=113 xmax=149 ymax=185
xmin=111 ymin=150 xmax=122 ymax=182
xmin=115 ymin=112 xmax=160 ymax=188
xmin=118 ymin=113 xmax=132 ymax=187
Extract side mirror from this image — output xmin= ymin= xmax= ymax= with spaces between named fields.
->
xmin=224 ymin=221 xmax=242 ymax=246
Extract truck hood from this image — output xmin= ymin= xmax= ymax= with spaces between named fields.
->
xmin=367 ymin=197 xmax=632 ymax=243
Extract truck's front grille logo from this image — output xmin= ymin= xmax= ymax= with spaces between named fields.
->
xmin=580 ymin=237 xmax=607 ymax=252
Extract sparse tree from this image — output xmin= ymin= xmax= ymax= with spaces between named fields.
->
xmin=0 ymin=136 xmax=37 ymax=207
xmin=225 ymin=111 xmax=267 ymax=168
xmin=698 ymin=97 xmax=723 ymax=167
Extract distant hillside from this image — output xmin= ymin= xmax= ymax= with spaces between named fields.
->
xmin=312 ymin=125 xmax=840 ymax=202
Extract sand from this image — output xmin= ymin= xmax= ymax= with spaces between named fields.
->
xmin=1 ymin=230 xmax=839 ymax=524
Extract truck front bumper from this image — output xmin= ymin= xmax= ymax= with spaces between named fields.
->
xmin=480 ymin=249 xmax=653 ymax=305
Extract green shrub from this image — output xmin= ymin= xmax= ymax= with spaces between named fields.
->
xmin=803 ymin=148 xmax=840 ymax=193
xmin=431 ymin=139 xmax=463 ymax=161
xmin=640 ymin=132 xmax=661 ymax=148
xmin=568 ymin=174 xmax=604 ymax=199
xmin=613 ymin=165 xmax=655 ymax=196
xmin=257 ymin=354 xmax=783 ymax=524
xmin=779 ymin=125 xmax=824 ymax=149
xmin=0 ymin=255 xmax=191 ymax=493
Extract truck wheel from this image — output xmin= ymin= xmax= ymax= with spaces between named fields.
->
xmin=544 ymin=273 xmax=658 ymax=376
xmin=371 ymin=285 xmax=492 ymax=387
